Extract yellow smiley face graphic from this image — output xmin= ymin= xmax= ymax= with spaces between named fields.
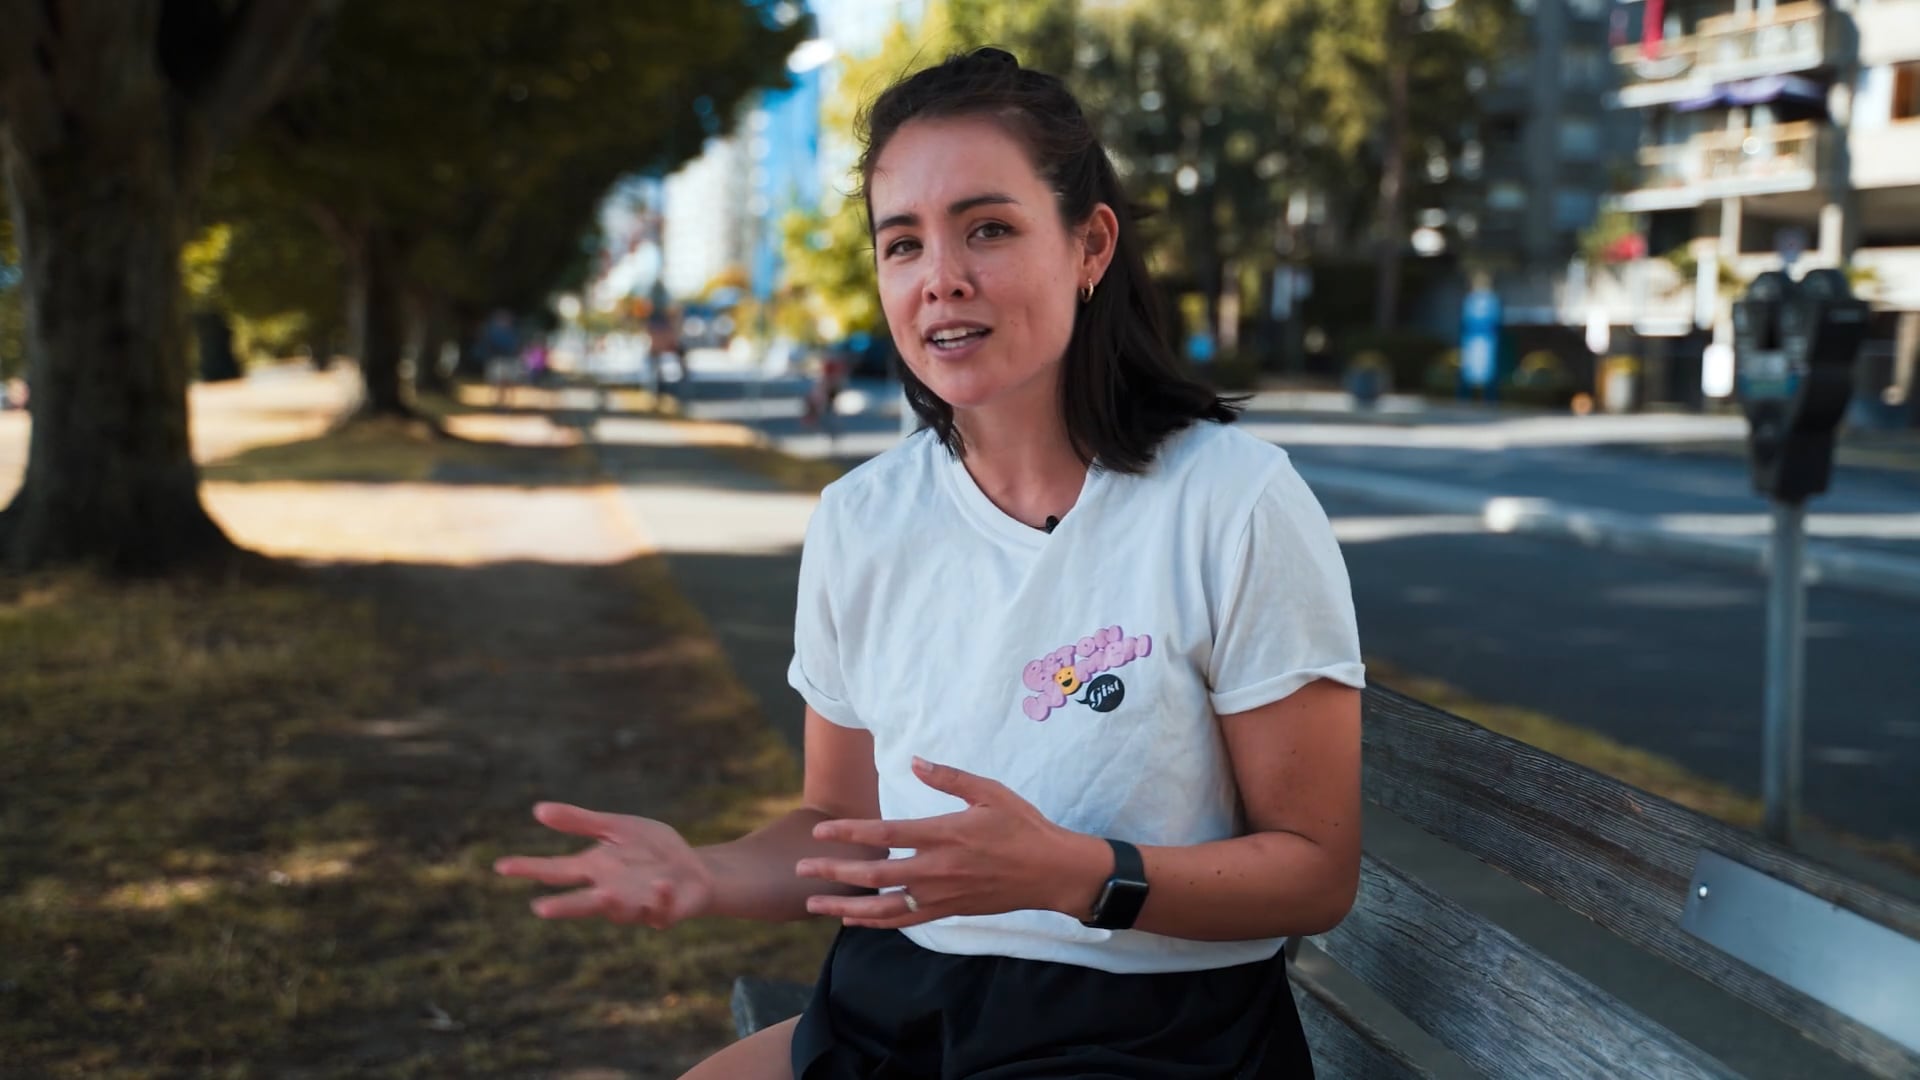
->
xmin=1054 ymin=666 xmax=1081 ymax=695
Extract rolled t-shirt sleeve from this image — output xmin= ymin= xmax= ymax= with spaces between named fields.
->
xmin=788 ymin=492 xmax=865 ymax=729
xmin=1207 ymin=456 xmax=1366 ymax=716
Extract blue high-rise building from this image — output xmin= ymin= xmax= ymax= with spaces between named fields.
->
xmin=747 ymin=63 xmax=826 ymax=302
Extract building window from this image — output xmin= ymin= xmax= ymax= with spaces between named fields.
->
xmin=1554 ymin=189 xmax=1600 ymax=231
xmin=1563 ymin=46 xmax=1607 ymax=88
xmin=1896 ymin=62 xmax=1920 ymax=121
xmin=1559 ymin=117 xmax=1602 ymax=160
xmin=1488 ymin=182 xmax=1528 ymax=211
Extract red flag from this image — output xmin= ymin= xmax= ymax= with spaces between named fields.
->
xmin=1643 ymin=0 xmax=1666 ymax=59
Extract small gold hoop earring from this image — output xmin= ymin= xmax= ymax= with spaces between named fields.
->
xmin=1080 ymin=279 xmax=1095 ymax=303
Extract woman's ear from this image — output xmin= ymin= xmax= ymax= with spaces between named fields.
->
xmin=1079 ymin=203 xmax=1120 ymax=287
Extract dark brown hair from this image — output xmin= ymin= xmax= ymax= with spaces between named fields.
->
xmin=856 ymin=47 xmax=1240 ymax=474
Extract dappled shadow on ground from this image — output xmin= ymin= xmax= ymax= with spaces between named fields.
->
xmin=203 ymin=417 xmax=600 ymax=488
xmin=0 ymin=552 xmax=832 ymax=1075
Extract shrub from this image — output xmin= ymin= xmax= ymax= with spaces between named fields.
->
xmin=1503 ymin=349 xmax=1579 ymax=408
xmin=1423 ymin=349 xmax=1462 ymax=397
xmin=1338 ymin=329 xmax=1449 ymax=390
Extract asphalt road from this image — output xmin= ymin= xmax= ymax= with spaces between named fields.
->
xmin=1318 ymin=489 xmax=1920 ymax=847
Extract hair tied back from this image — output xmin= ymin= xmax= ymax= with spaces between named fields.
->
xmin=968 ymin=47 xmax=1020 ymax=69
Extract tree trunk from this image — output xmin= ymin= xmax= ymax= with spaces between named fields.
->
xmin=0 ymin=120 xmax=234 ymax=572
xmin=411 ymin=293 xmax=453 ymax=398
xmin=347 ymin=225 xmax=412 ymax=419
xmin=1373 ymin=2 xmax=1413 ymax=333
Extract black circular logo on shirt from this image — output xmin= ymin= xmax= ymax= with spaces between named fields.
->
xmin=1076 ymin=674 xmax=1125 ymax=713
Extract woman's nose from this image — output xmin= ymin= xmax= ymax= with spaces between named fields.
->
xmin=922 ymin=247 xmax=975 ymax=303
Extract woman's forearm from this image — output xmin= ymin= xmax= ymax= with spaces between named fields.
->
xmin=1047 ymin=829 xmax=1359 ymax=942
xmin=699 ymin=807 xmax=890 ymax=922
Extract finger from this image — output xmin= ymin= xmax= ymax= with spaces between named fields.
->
xmin=811 ymin=816 xmax=943 ymax=849
xmin=806 ymin=890 xmax=922 ymax=922
xmin=493 ymin=854 xmax=594 ymax=886
xmin=911 ymin=757 xmax=1007 ymax=806
xmin=532 ymin=802 xmax=624 ymax=840
xmin=795 ymin=855 xmax=916 ymax=889
xmin=531 ymin=886 xmax=613 ymax=919
xmin=842 ymin=915 xmax=922 ymax=930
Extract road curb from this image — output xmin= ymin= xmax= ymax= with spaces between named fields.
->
xmin=1298 ymin=464 xmax=1920 ymax=606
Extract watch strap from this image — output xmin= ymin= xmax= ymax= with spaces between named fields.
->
xmin=1085 ymin=838 xmax=1149 ymax=930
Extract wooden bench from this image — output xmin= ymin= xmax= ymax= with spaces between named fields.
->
xmin=732 ymin=686 xmax=1920 ymax=1077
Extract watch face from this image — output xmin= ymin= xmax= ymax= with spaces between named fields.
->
xmin=1084 ymin=838 xmax=1150 ymax=930
xmin=1090 ymin=877 xmax=1149 ymax=930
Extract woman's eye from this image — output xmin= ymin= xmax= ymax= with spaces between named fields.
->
xmin=884 ymin=237 xmax=919 ymax=258
xmin=974 ymin=222 xmax=1010 ymax=240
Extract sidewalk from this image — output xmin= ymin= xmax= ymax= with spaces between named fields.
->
xmin=585 ymin=409 xmax=1875 ymax=1080
xmin=1248 ymin=383 xmax=1920 ymax=474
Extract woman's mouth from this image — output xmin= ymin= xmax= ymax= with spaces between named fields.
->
xmin=928 ymin=328 xmax=991 ymax=355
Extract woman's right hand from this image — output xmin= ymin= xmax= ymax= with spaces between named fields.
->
xmin=493 ymin=802 xmax=714 ymax=928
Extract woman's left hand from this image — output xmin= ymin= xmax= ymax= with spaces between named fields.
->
xmin=795 ymin=756 xmax=1100 ymax=928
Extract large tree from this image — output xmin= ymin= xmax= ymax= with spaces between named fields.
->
xmin=216 ymin=0 xmax=805 ymax=418
xmin=0 ymin=0 xmax=337 ymax=572
xmin=789 ymin=0 xmax=1512 ymax=351
xmin=1299 ymin=0 xmax=1515 ymax=330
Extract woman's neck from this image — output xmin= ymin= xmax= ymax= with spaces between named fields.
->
xmin=954 ymin=389 xmax=1088 ymax=530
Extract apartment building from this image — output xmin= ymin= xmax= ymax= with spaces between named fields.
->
xmin=1469 ymin=0 xmax=1639 ymax=323
xmin=1603 ymin=0 xmax=1920 ymax=420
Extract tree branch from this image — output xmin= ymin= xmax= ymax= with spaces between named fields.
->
xmin=196 ymin=0 xmax=341 ymax=150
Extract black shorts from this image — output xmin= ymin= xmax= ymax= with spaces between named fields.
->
xmin=790 ymin=926 xmax=1314 ymax=1079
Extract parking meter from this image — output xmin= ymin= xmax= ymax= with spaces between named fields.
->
xmin=1732 ymin=268 xmax=1869 ymax=504
xmin=1732 ymin=267 xmax=1870 ymax=844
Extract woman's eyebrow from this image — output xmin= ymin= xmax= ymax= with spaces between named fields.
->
xmin=872 ymin=192 xmax=1020 ymax=235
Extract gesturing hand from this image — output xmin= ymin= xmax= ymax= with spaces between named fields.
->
xmin=796 ymin=757 xmax=1095 ymax=929
xmin=493 ymin=803 xmax=713 ymax=929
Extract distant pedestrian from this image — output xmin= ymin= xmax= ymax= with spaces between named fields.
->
xmin=801 ymin=349 xmax=847 ymax=435
xmin=646 ymin=310 xmax=683 ymax=399
xmin=481 ymin=311 xmax=520 ymax=407
xmin=524 ymin=339 xmax=552 ymax=390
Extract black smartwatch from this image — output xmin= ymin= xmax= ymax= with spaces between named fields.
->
xmin=1081 ymin=838 xmax=1149 ymax=930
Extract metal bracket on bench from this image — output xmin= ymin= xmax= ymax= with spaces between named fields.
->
xmin=1680 ymin=849 xmax=1920 ymax=1054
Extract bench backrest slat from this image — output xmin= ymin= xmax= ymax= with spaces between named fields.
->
xmin=1316 ymin=854 xmax=1742 ymax=1079
xmin=1362 ymin=686 xmax=1920 ymax=1078
xmin=1289 ymin=962 xmax=1439 ymax=1079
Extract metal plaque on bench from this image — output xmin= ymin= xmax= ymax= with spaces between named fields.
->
xmin=1681 ymin=849 xmax=1920 ymax=1054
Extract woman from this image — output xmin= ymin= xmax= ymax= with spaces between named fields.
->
xmin=496 ymin=48 xmax=1364 ymax=1078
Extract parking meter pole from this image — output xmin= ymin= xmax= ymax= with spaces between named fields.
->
xmin=1733 ymin=267 xmax=1867 ymax=848
xmin=1762 ymin=499 xmax=1807 ymax=845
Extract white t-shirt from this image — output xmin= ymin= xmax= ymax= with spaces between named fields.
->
xmin=787 ymin=420 xmax=1365 ymax=974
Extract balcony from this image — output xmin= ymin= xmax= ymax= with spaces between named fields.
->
xmin=1613 ymin=2 xmax=1839 ymax=109
xmin=1616 ymin=121 xmax=1823 ymax=211
xmin=1852 ymin=122 xmax=1920 ymax=191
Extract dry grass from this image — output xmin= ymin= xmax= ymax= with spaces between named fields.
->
xmin=0 ymin=429 xmax=836 ymax=1077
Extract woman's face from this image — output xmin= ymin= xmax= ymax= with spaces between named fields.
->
xmin=868 ymin=115 xmax=1110 ymax=416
